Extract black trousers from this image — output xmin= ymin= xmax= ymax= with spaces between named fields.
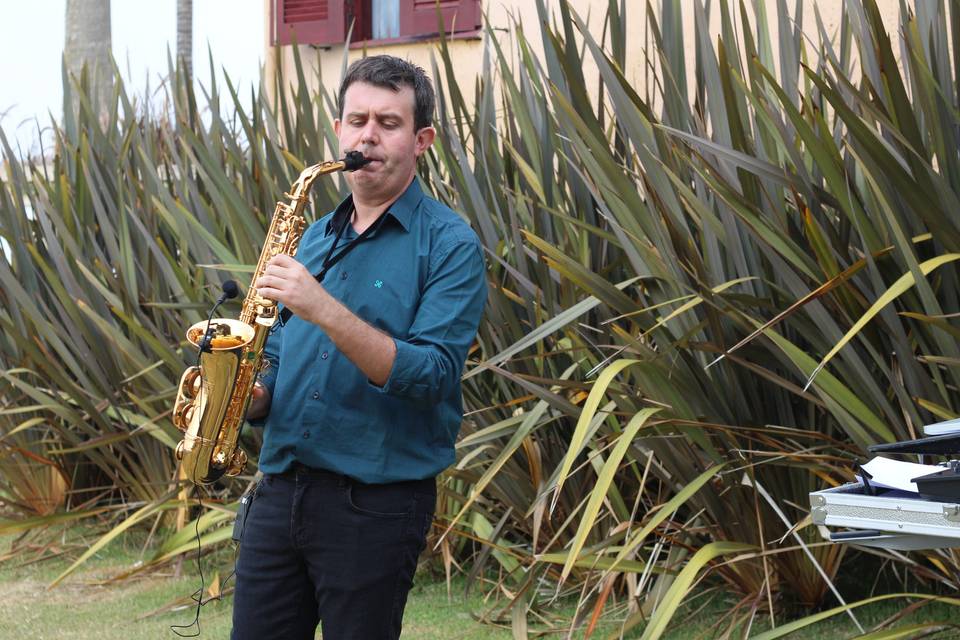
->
xmin=231 ymin=464 xmax=436 ymax=640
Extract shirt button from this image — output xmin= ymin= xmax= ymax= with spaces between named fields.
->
xmin=312 ymin=391 xmax=320 ymax=400
xmin=302 ymin=430 xmax=310 ymax=439
xmin=340 ymin=272 xmax=348 ymax=280
xmin=321 ymin=351 xmax=329 ymax=360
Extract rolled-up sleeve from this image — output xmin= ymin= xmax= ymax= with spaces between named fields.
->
xmin=378 ymin=237 xmax=486 ymax=403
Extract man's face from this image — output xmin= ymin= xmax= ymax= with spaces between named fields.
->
xmin=335 ymin=81 xmax=435 ymax=205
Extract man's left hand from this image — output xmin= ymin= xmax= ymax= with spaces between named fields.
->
xmin=256 ymin=254 xmax=326 ymax=324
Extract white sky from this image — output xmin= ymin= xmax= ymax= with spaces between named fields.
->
xmin=0 ymin=0 xmax=265 ymax=158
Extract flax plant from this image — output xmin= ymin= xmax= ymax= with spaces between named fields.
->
xmin=0 ymin=56 xmax=349 ymax=535
xmin=430 ymin=0 xmax=960 ymax=636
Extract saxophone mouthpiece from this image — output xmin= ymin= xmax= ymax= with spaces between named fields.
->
xmin=342 ymin=151 xmax=372 ymax=171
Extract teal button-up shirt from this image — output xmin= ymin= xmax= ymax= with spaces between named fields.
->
xmin=253 ymin=178 xmax=487 ymax=483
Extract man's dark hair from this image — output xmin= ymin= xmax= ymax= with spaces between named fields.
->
xmin=338 ymin=55 xmax=435 ymax=132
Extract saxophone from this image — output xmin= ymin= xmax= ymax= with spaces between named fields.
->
xmin=172 ymin=151 xmax=369 ymax=485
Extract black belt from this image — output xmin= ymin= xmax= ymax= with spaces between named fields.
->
xmin=274 ymin=461 xmax=348 ymax=484
xmin=275 ymin=462 xmax=435 ymax=493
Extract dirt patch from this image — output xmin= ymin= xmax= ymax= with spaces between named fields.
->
xmin=0 ymin=564 xmax=174 ymax=606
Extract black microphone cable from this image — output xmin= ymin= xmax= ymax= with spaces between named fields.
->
xmin=169 ymin=486 xmax=245 ymax=638
xmin=171 ymin=280 xmax=241 ymax=637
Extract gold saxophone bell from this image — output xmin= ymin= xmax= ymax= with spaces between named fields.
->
xmin=172 ymin=152 xmax=370 ymax=485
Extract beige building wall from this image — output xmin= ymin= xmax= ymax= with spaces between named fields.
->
xmin=263 ymin=0 xmax=902 ymax=132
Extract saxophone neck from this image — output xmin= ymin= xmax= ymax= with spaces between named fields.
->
xmin=289 ymin=151 xmax=370 ymax=200
xmin=289 ymin=162 xmax=341 ymax=199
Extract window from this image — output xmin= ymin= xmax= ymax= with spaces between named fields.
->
xmin=273 ymin=0 xmax=482 ymax=47
xmin=372 ymin=0 xmax=400 ymax=39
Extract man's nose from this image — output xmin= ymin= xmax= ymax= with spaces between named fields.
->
xmin=359 ymin=120 xmax=379 ymax=144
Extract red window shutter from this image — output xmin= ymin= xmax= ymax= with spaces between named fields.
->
xmin=399 ymin=0 xmax=481 ymax=38
xmin=274 ymin=0 xmax=349 ymax=46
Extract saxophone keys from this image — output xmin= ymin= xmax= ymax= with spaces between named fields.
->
xmin=179 ymin=366 xmax=201 ymax=398
xmin=227 ymin=449 xmax=248 ymax=477
xmin=180 ymin=404 xmax=196 ymax=428
xmin=172 ymin=367 xmax=201 ymax=432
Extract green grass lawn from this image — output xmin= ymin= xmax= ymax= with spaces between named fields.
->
xmin=0 ymin=541 xmax=500 ymax=639
xmin=2 ymin=532 xmax=960 ymax=639
xmin=0 ymin=530 xmax=528 ymax=639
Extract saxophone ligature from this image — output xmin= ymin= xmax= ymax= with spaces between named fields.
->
xmin=172 ymin=151 xmax=370 ymax=485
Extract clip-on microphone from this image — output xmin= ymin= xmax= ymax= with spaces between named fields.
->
xmin=198 ymin=280 xmax=240 ymax=353
xmin=217 ymin=280 xmax=240 ymax=304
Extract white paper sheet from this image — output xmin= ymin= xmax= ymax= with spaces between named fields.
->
xmin=923 ymin=416 xmax=960 ymax=436
xmin=858 ymin=457 xmax=945 ymax=493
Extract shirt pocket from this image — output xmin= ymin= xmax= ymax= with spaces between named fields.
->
xmin=353 ymin=272 xmax=419 ymax=338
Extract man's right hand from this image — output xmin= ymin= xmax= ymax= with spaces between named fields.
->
xmin=247 ymin=381 xmax=271 ymax=420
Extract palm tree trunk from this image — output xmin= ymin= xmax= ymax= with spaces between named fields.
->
xmin=177 ymin=0 xmax=193 ymax=77
xmin=63 ymin=0 xmax=112 ymax=117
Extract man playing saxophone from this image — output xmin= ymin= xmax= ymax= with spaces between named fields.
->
xmin=230 ymin=56 xmax=487 ymax=640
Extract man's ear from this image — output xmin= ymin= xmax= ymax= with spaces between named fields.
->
xmin=414 ymin=126 xmax=436 ymax=157
xmin=334 ymin=119 xmax=341 ymax=138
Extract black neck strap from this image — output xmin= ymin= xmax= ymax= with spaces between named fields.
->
xmin=278 ymin=209 xmax=388 ymax=325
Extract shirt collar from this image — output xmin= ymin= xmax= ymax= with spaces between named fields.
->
xmin=324 ymin=177 xmax=424 ymax=236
